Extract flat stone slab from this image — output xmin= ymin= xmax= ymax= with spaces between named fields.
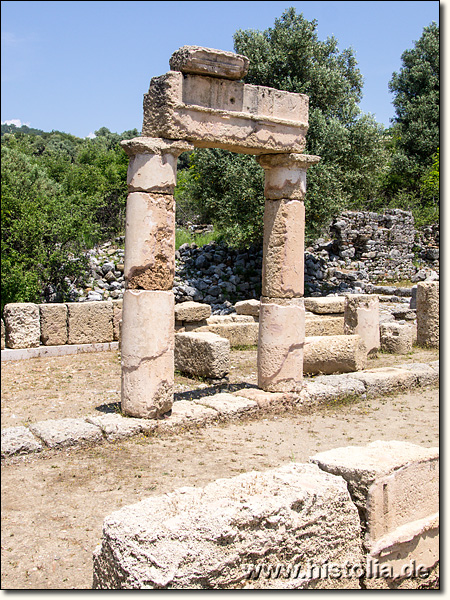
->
xmin=29 ymin=418 xmax=103 ymax=448
xmin=347 ymin=367 xmax=417 ymax=397
xmin=195 ymin=393 xmax=258 ymax=417
xmin=93 ymin=462 xmax=362 ymax=589
xmin=169 ymin=45 xmax=249 ymax=80
xmin=86 ymin=414 xmax=152 ymax=442
xmin=1 ymin=342 xmax=119 ymax=362
xmin=304 ymin=297 xmax=345 ymax=314
xmin=303 ymin=375 xmax=366 ymax=405
xmin=158 ymin=400 xmax=218 ymax=430
xmin=393 ymin=362 xmax=439 ymax=387
xmin=1 ymin=426 xmax=43 ymax=457
xmin=233 ymin=387 xmax=294 ymax=409
xmin=234 ymin=299 xmax=260 ymax=317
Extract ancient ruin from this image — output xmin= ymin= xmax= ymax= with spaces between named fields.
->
xmin=120 ymin=46 xmax=319 ymax=417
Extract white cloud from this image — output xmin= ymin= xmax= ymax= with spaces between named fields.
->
xmin=86 ymin=132 xmax=96 ymax=139
xmin=1 ymin=119 xmax=30 ymax=127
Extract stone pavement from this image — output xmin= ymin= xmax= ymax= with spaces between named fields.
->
xmin=1 ymin=360 xmax=439 ymax=459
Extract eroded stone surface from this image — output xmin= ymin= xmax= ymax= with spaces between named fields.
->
xmin=348 ymin=367 xmax=417 ymax=397
xmin=124 ymin=193 xmax=175 ymax=291
xmin=258 ymin=298 xmax=305 ymax=392
xmin=174 ymin=301 xmax=211 ymax=322
xmin=195 ymin=322 xmax=259 ymax=347
xmin=234 ymin=299 xmax=260 ymax=317
xmin=175 ymin=331 xmax=230 ymax=379
xmin=29 ymin=418 xmax=103 ymax=448
xmin=1 ymin=426 xmax=43 ymax=457
xmin=303 ymin=334 xmax=366 ymax=375
xmin=257 ymin=153 xmax=320 ymax=200
xmin=92 ymin=462 xmax=362 ymax=589
xmin=4 ymin=303 xmax=40 ymax=349
xmin=305 ymin=315 xmax=344 ymax=337
xmin=85 ymin=414 xmax=150 ymax=442
xmin=380 ymin=322 xmax=414 ymax=354
xmin=39 ymin=303 xmax=68 ymax=346
xmin=142 ymin=71 xmax=309 ymax=155
xmin=344 ymin=295 xmax=380 ymax=355
xmin=67 ymin=301 xmax=114 ymax=345
xmin=169 ymin=46 xmax=250 ymax=80
xmin=195 ymin=393 xmax=258 ymax=417
xmin=304 ymin=297 xmax=346 ymax=314
xmin=121 ymin=290 xmax=174 ymax=418
xmin=303 ymin=375 xmax=366 ymax=404
xmin=158 ymin=400 xmax=218 ymax=430
xmin=416 ymin=282 xmax=439 ymax=348
xmin=262 ymin=199 xmax=305 ymax=298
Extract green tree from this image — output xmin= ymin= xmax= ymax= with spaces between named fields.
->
xmin=178 ymin=8 xmax=387 ymax=243
xmin=386 ymin=23 xmax=439 ymax=195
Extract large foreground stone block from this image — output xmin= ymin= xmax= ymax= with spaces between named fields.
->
xmin=311 ymin=441 xmax=438 ymax=543
xmin=121 ymin=290 xmax=174 ymax=418
xmin=124 ymin=192 xmax=175 ymax=290
xmin=258 ymin=298 xmax=305 ymax=392
xmin=3 ymin=303 xmax=40 ymax=349
xmin=416 ymin=281 xmax=439 ymax=348
xmin=67 ymin=301 xmax=114 ymax=345
xmin=39 ymin=303 xmax=68 ymax=346
xmin=303 ymin=334 xmax=366 ymax=375
xmin=93 ymin=463 xmax=362 ymax=589
xmin=262 ymin=199 xmax=305 ymax=298
xmin=142 ymin=70 xmax=309 ymax=155
xmin=175 ymin=331 xmax=230 ymax=379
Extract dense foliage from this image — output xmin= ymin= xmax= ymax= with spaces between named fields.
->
xmin=1 ymin=126 xmax=137 ymax=310
xmin=1 ymin=10 xmax=439 ymax=307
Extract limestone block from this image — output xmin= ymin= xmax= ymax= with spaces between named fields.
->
xmin=206 ymin=314 xmax=255 ymax=325
xmin=29 ymin=418 xmax=103 ymax=448
xmin=303 ymin=334 xmax=366 ymax=375
xmin=1 ymin=318 xmax=5 ymax=350
xmin=258 ymin=297 xmax=305 ymax=392
xmin=142 ymin=71 xmax=309 ymax=155
xmin=121 ymin=290 xmax=174 ymax=418
xmin=262 ymin=199 xmax=305 ymax=298
xmin=93 ymin=462 xmax=362 ymax=589
xmin=380 ymin=322 xmax=413 ymax=354
xmin=416 ymin=282 xmax=439 ymax=348
xmin=392 ymin=362 xmax=439 ymax=387
xmin=349 ymin=367 xmax=417 ymax=398
xmin=196 ymin=322 xmax=259 ymax=347
xmin=311 ymin=440 xmax=439 ymax=545
xmin=169 ymin=45 xmax=249 ymax=80
xmin=85 ymin=414 xmax=151 ymax=442
xmin=257 ymin=153 xmax=320 ymax=200
xmin=1 ymin=426 xmax=43 ymax=457
xmin=195 ymin=393 xmax=258 ymax=417
xmin=39 ymin=303 xmax=68 ymax=346
xmin=234 ymin=388 xmax=295 ymax=409
xmin=305 ymin=315 xmax=344 ymax=337
xmin=174 ymin=301 xmax=211 ymax=322
xmin=234 ymin=299 xmax=260 ymax=317
xmin=157 ymin=400 xmax=218 ymax=430
xmin=344 ymin=295 xmax=380 ymax=355
xmin=112 ymin=300 xmax=123 ymax=342
xmin=304 ymin=296 xmax=346 ymax=314
xmin=67 ymin=301 xmax=114 ymax=345
xmin=175 ymin=331 xmax=230 ymax=379
xmin=303 ymin=375 xmax=366 ymax=404
xmin=3 ymin=303 xmax=40 ymax=349
xmin=124 ymin=192 xmax=175 ymax=290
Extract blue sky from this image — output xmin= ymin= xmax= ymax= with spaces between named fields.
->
xmin=1 ymin=0 xmax=440 ymax=138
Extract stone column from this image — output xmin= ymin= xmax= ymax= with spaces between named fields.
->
xmin=416 ymin=281 xmax=439 ymax=348
xmin=120 ymin=137 xmax=193 ymax=418
xmin=256 ymin=153 xmax=320 ymax=392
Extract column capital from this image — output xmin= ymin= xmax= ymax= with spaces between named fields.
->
xmin=120 ymin=137 xmax=194 ymax=158
xmin=257 ymin=153 xmax=320 ymax=200
xmin=257 ymin=153 xmax=320 ymax=171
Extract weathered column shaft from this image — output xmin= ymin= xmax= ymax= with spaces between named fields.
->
xmin=256 ymin=153 xmax=320 ymax=392
xmin=120 ymin=138 xmax=193 ymax=418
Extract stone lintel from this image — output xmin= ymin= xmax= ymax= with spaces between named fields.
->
xmin=120 ymin=137 xmax=194 ymax=158
xmin=169 ymin=45 xmax=249 ymax=80
xmin=143 ymin=71 xmax=309 ymax=155
xmin=258 ymin=152 xmax=321 ymax=170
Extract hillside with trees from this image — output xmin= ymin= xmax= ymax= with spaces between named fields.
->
xmin=1 ymin=9 xmax=439 ymax=309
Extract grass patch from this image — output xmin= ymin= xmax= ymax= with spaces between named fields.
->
xmin=175 ymin=228 xmax=222 ymax=250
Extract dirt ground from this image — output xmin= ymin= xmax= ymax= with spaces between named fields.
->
xmin=1 ymin=346 xmax=439 ymax=589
